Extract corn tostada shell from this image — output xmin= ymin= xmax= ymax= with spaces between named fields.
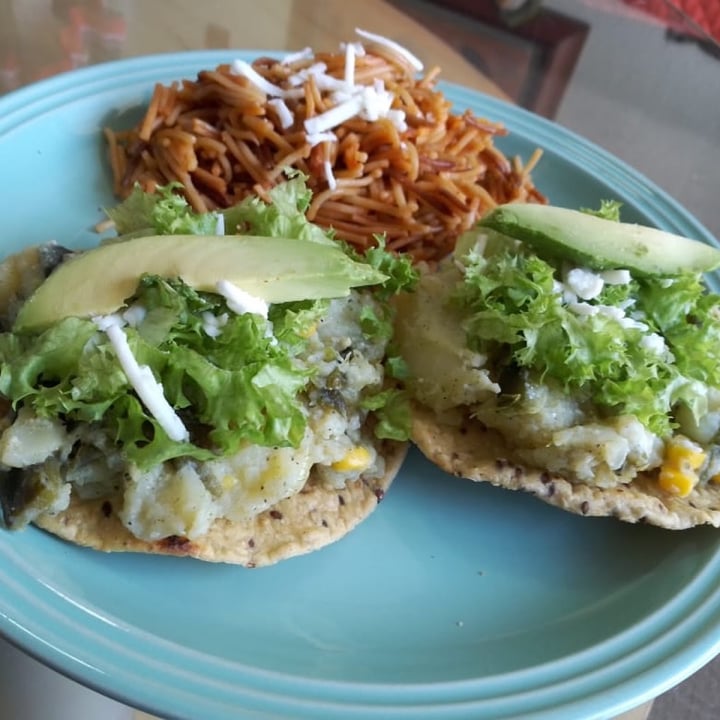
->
xmin=410 ymin=402 xmax=720 ymax=530
xmin=36 ymin=439 xmax=407 ymax=567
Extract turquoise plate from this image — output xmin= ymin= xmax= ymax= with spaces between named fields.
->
xmin=1 ymin=51 xmax=719 ymax=720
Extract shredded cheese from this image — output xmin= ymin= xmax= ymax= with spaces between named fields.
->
xmin=287 ymin=62 xmax=330 ymax=87
xmin=386 ymin=109 xmax=408 ymax=133
xmin=281 ymin=46 xmax=313 ymax=65
xmin=340 ymin=41 xmax=366 ymax=57
xmin=232 ymin=33 xmax=415 ymax=168
xmin=354 ymin=28 xmax=424 ymax=72
xmin=312 ymin=72 xmax=349 ymax=93
xmin=323 ymin=160 xmax=337 ymax=190
xmin=306 ymin=130 xmax=337 ymax=148
xmin=344 ymin=41 xmax=356 ymax=88
xmin=216 ymin=280 xmax=270 ymax=318
xmin=100 ymin=321 xmax=189 ymax=442
xmin=304 ymin=95 xmax=365 ymax=136
xmin=230 ymin=59 xmax=304 ymax=100
xmin=122 ymin=304 xmax=147 ymax=327
xmin=268 ymin=98 xmax=295 ymax=129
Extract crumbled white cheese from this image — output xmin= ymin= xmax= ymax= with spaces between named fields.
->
xmin=555 ymin=264 xmax=672 ymax=358
xmin=100 ymin=322 xmax=189 ymax=443
xmin=354 ymin=28 xmax=424 ymax=72
xmin=303 ymin=81 xmax=407 ymax=136
xmin=565 ymin=268 xmax=604 ymax=300
xmin=562 ymin=288 xmax=578 ymax=305
xmin=640 ymin=332 xmax=669 ymax=356
xmin=596 ymin=305 xmax=625 ymax=321
xmin=568 ymin=302 xmax=598 ymax=316
xmin=216 ymin=280 xmax=270 ymax=318
xmin=600 ymin=269 xmax=631 ymax=285
xmin=201 ymin=311 xmax=228 ymax=338
xmin=285 ymin=62 xmax=347 ymax=93
xmin=618 ymin=316 xmax=650 ymax=332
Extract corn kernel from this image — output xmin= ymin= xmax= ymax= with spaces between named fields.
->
xmin=665 ymin=441 xmax=706 ymax=472
xmin=658 ymin=466 xmax=695 ymax=497
xmin=331 ymin=446 xmax=372 ymax=473
xmin=299 ymin=323 xmax=317 ymax=339
xmin=658 ymin=437 xmax=707 ymax=496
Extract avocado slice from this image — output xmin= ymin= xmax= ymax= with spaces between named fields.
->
xmin=478 ymin=204 xmax=720 ymax=276
xmin=14 ymin=234 xmax=386 ymax=332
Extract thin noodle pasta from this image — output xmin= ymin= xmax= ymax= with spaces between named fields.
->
xmin=105 ymin=46 xmax=545 ymax=262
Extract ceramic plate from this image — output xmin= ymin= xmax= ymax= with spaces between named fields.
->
xmin=1 ymin=51 xmax=719 ymax=720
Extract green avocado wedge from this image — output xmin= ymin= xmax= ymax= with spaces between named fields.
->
xmin=14 ymin=234 xmax=387 ymax=332
xmin=478 ymin=203 xmax=720 ymax=276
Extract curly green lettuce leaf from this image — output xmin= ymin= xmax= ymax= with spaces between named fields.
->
xmin=360 ymin=237 xmax=419 ymax=298
xmin=639 ymin=274 xmax=720 ymax=388
xmin=385 ymin=355 xmax=409 ymax=380
xmin=580 ymin=199 xmax=623 ymax=222
xmin=105 ymin=183 xmax=220 ymax=237
xmin=0 ymin=317 xmax=100 ymax=406
xmin=361 ymin=387 xmax=412 ymax=441
xmin=222 ymin=171 xmax=335 ymax=246
xmin=269 ymin=299 xmax=330 ymax=354
xmin=453 ymin=244 xmax=717 ymax=436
